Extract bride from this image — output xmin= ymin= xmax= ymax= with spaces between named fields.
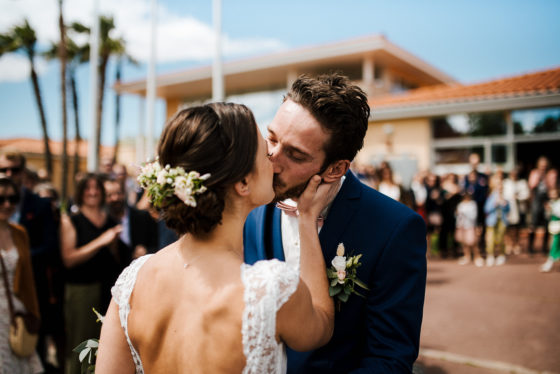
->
xmin=96 ymin=103 xmax=334 ymax=373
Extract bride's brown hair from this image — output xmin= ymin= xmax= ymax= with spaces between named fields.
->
xmin=157 ymin=103 xmax=259 ymax=236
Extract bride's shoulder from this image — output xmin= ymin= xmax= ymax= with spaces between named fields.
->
xmin=241 ymin=259 xmax=297 ymax=278
xmin=241 ymin=259 xmax=299 ymax=305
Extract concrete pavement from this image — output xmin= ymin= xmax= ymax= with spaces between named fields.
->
xmin=414 ymin=254 xmax=560 ymax=374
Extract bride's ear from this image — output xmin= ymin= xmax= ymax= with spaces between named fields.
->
xmin=233 ymin=178 xmax=250 ymax=197
xmin=321 ymin=160 xmax=350 ymax=183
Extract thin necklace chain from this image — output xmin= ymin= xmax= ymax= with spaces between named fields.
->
xmin=176 ymin=244 xmax=243 ymax=269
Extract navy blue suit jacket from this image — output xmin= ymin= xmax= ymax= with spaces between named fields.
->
xmin=244 ymin=171 xmax=427 ymax=373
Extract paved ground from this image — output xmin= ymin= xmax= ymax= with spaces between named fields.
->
xmin=414 ymin=253 xmax=560 ymax=374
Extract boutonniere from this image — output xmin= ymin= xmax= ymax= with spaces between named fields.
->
xmin=327 ymin=243 xmax=369 ymax=310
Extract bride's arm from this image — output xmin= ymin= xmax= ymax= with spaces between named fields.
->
xmin=96 ymin=300 xmax=136 ymax=373
xmin=277 ymin=175 xmax=335 ymax=351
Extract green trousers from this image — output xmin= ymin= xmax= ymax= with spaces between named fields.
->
xmin=64 ymin=282 xmax=102 ymax=374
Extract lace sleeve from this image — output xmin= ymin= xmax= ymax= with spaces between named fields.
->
xmin=240 ymin=259 xmax=299 ymax=374
xmin=110 ymin=254 xmax=153 ymax=374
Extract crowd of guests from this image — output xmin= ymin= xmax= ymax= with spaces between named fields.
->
xmin=0 ymin=146 xmax=558 ymax=374
xmin=353 ymin=153 xmax=560 ymax=272
xmin=0 ymin=150 xmax=176 ymax=374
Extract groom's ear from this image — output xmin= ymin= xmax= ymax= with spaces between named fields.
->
xmin=321 ymin=160 xmax=350 ymax=183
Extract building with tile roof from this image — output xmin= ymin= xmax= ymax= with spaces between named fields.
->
xmin=115 ymin=34 xmax=560 ymax=184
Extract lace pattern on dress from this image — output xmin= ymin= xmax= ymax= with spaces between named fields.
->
xmin=240 ymin=259 xmax=299 ymax=374
xmin=111 ymin=254 xmax=153 ymax=374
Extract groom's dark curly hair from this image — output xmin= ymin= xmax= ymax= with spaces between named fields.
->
xmin=285 ymin=72 xmax=370 ymax=169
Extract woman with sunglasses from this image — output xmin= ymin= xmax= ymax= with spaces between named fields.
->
xmin=0 ymin=175 xmax=42 ymax=373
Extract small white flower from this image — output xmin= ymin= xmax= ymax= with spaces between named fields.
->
xmin=200 ymin=173 xmax=211 ymax=180
xmin=157 ymin=169 xmax=167 ymax=185
xmin=166 ymin=177 xmax=173 ymax=184
xmin=332 ymin=255 xmax=347 ymax=271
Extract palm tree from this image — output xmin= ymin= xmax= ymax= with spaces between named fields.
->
xmin=71 ymin=16 xmax=128 ymax=168
xmin=0 ymin=20 xmax=53 ymax=177
xmin=113 ymin=52 xmax=138 ymax=163
xmin=44 ymin=25 xmax=89 ymax=189
xmin=58 ymin=0 xmax=69 ymax=203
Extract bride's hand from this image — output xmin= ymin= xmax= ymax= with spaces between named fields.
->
xmin=297 ymin=175 xmax=339 ymax=221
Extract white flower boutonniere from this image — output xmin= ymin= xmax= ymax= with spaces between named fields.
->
xmin=327 ymin=243 xmax=369 ymax=310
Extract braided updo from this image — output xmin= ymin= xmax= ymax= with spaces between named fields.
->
xmin=156 ymin=103 xmax=259 ymax=236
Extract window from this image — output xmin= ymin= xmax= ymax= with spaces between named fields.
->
xmin=435 ymin=147 xmax=484 ymax=164
xmin=512 ymin=107 xmax=560 ymax=135
xmin=432 ymin=112 xmax=507 ymax=139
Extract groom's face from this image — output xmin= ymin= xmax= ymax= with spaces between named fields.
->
xmin=266 ymin=99 xmax=330 ymax=202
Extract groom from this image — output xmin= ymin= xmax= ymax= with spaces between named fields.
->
xmin=244 ymin=72 xmax=427 ymax=373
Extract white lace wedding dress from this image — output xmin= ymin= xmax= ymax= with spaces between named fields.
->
xmin=111 ymin=254 xmax=299 ymax=374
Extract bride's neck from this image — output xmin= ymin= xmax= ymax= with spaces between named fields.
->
xmin=181 ymin=206 xmax=247 ymax=259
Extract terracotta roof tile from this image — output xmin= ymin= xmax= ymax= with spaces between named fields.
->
xmin=0 ymin=138 xmax=114 ymax=158
xmin=371 ymin=66 xmax=560 ymax=109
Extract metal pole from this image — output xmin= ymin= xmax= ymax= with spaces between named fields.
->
xmin=136 ymin=96 xmax=145 ymax=165
xmin=212 ymin=0 xmax=224 ymax=102
xmin=87 ymin=0 xmax=100 ymax=171
xmin=145 ymin=0 xmax=157 ymax=160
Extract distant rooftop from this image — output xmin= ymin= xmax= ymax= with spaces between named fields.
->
xmin=114 ymin=34 xmax=456 ymax=100
xmin=370 ymin=66 xmax=560 ymax=120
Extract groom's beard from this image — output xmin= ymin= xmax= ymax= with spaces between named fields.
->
xmin=272 ymin=174 xmax=310 ymax=203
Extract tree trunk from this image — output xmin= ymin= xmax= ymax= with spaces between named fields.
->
xmin=113 ymin=59 xmax=122 ymax=164
xmin=70 ymin=71 xmax=81 ymax=186
xmin=28 ymin=57 xmax=53 ymax=178
xmin=95 ymin=55 xmax=108 ymax=170
xmin=58 ymin=0 xmax=69 ymax=204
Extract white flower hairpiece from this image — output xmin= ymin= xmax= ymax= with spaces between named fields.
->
xmin=137 ymin=158 xmax=210 ymax=208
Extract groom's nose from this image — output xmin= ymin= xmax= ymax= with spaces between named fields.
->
xmin=266 ymin=142 xmax=282 ymax=171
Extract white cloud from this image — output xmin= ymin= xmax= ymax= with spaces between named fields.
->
xmin=0 ymin=54 xmax=48 ymax=82
xmin=0 ymin=0 xmax=287 ymax=82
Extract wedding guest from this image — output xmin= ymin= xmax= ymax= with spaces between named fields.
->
xmin=484 ymin=176 xmax=510 ymax=266
xmin=0 ymin=175 xmax=43 ymax=373
xmin=103 ymin=177 xmax=158 ymax=265
xmin=96 ymin=103 xmax=335 ymax=373
xmin=503 ymin=166 xmax=530 ymax=254
xmin=456 ymin=192 xmax=483 ymax=266
xmin=425 ymin=172 xmax=444 ymax=254
xmin=0 ymin=149 xmax=58 ymax=370
xmin=440 ymin=173 xmax=461 ymax=258
xmin=540 ymin=187 xmax=560 ymax=272
xmin=462 ymin=153 xmax=489 ymax=253
xmin=527 ymin=156 xmax=556 ymax=254
xmin=59 ymin=173 xmax=122 ymax=374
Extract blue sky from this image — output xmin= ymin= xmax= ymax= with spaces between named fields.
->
xmin=1 ymin=0 xmax=559 ymax=146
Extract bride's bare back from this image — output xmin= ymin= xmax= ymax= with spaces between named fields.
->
xmin=128 ymin=243 xmax=246 ymax=373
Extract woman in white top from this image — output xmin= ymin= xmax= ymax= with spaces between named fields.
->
xmin=96 ymin=103 xmax=335 ymax=373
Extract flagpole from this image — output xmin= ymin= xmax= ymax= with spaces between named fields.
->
xmin=145 ymin=0 xmax=158 ymax=160
xmin=87 ymin=0 xmax=100 ymax=171
xmin=212 ymin=0 xmax=224 ymax=102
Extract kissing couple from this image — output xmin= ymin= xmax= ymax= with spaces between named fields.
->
xmin=96 ymin=72 xmax=427 ymax=373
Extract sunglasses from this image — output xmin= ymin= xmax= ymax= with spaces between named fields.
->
xmin=0 ymin=166 xmax=23 ymax=174
xmin=0 ymin=195 xmax=19 ymax=205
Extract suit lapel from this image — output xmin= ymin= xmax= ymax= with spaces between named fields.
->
xmin=319 ymin=171 xmax=362 ymax=261
xmin=269 ymin=206 xmax=285 ymax=261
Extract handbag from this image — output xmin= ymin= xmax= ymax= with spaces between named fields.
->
xmin=549 ymin=220 xmax=560 ymax=235
xmin=0 ymin=251 xmax=40 ymax=358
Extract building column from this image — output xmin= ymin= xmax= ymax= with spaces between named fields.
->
xmin=505 ymin=111 xmax=515 ymax=171
xmin=287 ymin=69 xmax=298 ymax=90
xmin=362 ymin=56 xmax=374 ymax=96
